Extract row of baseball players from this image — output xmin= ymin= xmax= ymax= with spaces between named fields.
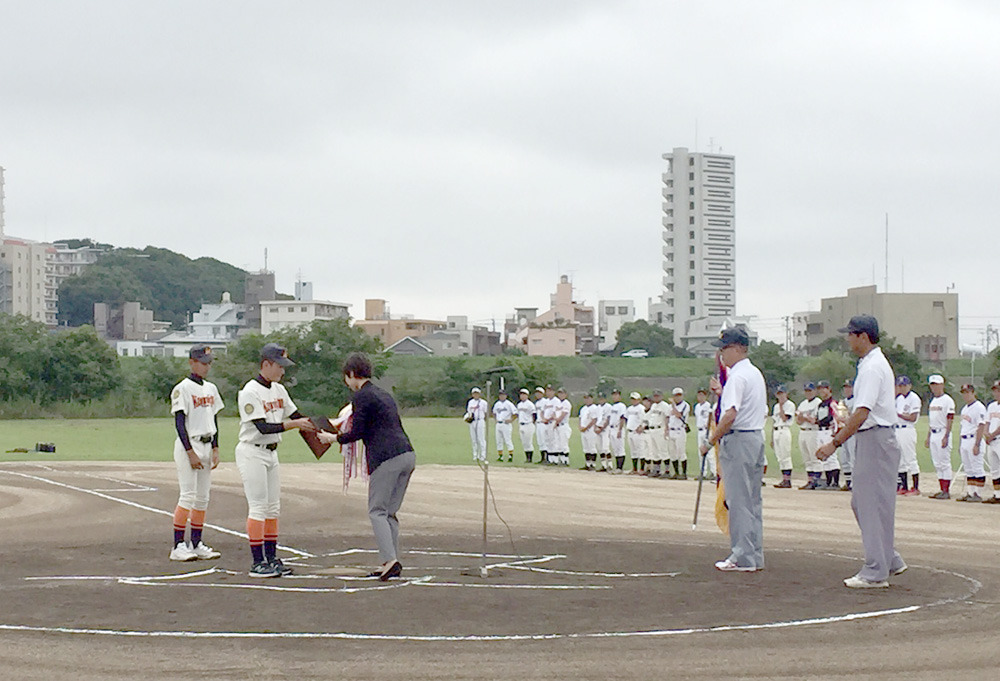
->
xmin=465 ymin=385 xmax=717 ymax=478
xmin=772 ymin=373 xmax=1000 ymax=502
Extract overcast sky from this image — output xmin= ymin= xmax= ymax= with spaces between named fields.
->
xmin=2 ymin=1 xmax=998 ymax=348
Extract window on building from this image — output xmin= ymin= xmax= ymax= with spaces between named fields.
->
xmin=618 ymin=306 xmax=629 ymax=314
xmin=288 ymin=307 xmax=295 ymax=313
xmin=689 ymin=260 xmax=695 ymax=269
xmin=689 ymin=187 xmax=694 ymax=195
xmin=300 ymin=307 xmax=307 ymax=313
xmin=689 ymin=217 xmax=695 ymax=225
xmin=689 ymin=231 xmax=695 ymax=239
xmin=933 ymin=300 xmax=944 ymax=308
xmin=689 ymin=202 xmax=695 ymax=210
xmin=689 ymin=291 xmax=695 ymax=300
xmin=689 ymin=306 xmax=695 ymax=315
xmin=689 ymin=158 xmax=694 ymax=165
xmin=269 ymin=307 xmax=278 ymax=313
xmin=667 ymin=314 xmax=674 ymax=322
xmin=689 ymin=172 xmax=694 ymax=180
xmin=689 ymin=276 xmax=695 ymax=284
xmin=605 ymin=306 xmax=615 ymax=315
xmin=689 ymin=245 xmax=695 ymax=254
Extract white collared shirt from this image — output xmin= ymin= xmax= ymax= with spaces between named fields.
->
xmin=771 ymin=400 xmax=795 ymax=428
xmin=895 ymin=391 xmax=921 ymax=426
xmin=960 ymin=400 xmax=987 ymax=437
xmin=851 ymin=346 xmax=896 ymax=429
xmin=492 ymin=399 xmax=516 ymax=424
xmin=694 ymin=401 xmax=712 ymax=429
xmin=467 ymin=398 xmax=488 ymax=421
xmin=667 ymin=400 xmax=690 ymax=430
xmin=516 ymin=399 xmax=537 ymax=425
xmin=719 ymin=357 xmax=767 ymax=431
xmin=928 ymin=394 xmax=956 ymax=430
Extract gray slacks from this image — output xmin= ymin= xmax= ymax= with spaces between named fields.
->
xmin=851 ymin=428 xmax=905 ymax=581
xmin=368 ymin=451 xmax=416 ymax=563
xmin=719 ymin=430 xmax=765 ymax=569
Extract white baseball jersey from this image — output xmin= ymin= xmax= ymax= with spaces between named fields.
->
xmin=171 ymin=377 xmax=224 ymax=439
xmin=624 ymin=403 xmax=645 ymax=430
xmin=928 ymin=394 xmax=956 ymax=430
xmin=667 ymin=400 xmax=690 ymax=430
xmin=492 ymin=399 xmax=516 ymax=424
xmin=516 ymin=399 xmax=537 ymax=425
xmin=540 ymin=397 xmax=557 ymax=424
xmin=694 ymin=401 xmax=712 ymax=430
xmin=960 ymin=400 xmax=987 ymax=437
xmin=555 ymin=399 xmax=571 ymax=426
xmin=895 ymin=391 xmax=921 ymax=426
xmin=797 ymin=397 xmax=821 ymax=429
xmin=596 ymin=402 xmax=611 ymax=430
xmin=608 ymin=401 xmax=627 ymax=434
xmin=771 ymin=400 xmax=795 ymax=427
xmin=238 ymin=378 xmax=297 ymax=446
xmin=579 ymin=404 xmax=599 ymax=431
xmin=647 ymin=401 xmax=669 ymax=429
xmin=987 ymin=400 xmax=1000 ymax=437
xmin=466 ymin=398 xmax=488 ymax=421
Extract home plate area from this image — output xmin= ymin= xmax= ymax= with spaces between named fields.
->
xmin=4 ymin=534 xmax=979 ymax=640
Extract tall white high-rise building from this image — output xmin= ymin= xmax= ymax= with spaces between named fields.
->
xmin=652 ymin=147 xmax=736 ymax=344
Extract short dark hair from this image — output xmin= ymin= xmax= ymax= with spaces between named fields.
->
xmin=342 ymin=352 xmax=372 ymax=378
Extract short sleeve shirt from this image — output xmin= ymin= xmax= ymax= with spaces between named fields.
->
xmin=960 ymin=400 xmax=987 ymax=437
xmin=895 ymin=391 xmax=921 ymax=426
xmin=694 ymin=401 xmax=713 ymax=429
xmin=771 ymin=400 xmax=796 ymax=428
xmin=170 ymin=377 xmax=224 ymax=438
xmin=928 ymin=394 xmax=956 ymax=430
xmin=492 ymin=399 xmax=516 ymax=424
xmin=720 ymin=358 xmax=767 ymax=431
xmin=667 ymin=401 xmax=690 ymax=430
xmin=516 ymin=399 xmax=537 ymax=425
xmin=238 ymin=378 xmax=297 ymax=446
xmin=624 ymin=404 xmax=645 ymax=430
xmin=851 ymin=346 xmax=896 ymax=429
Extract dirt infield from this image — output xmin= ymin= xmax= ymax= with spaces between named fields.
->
xmin=1 ymin=461 xmax=998 ymax=680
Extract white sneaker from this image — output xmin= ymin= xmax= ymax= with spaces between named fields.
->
xmin=844 ymin=575 xmax=889 ymax=588
xmin=714 ymin=559 xmax=758 ymax=572
xmin=191 ymin=541 xmax=221 ymax=560
xmin=169 ymin=541 xmax=197 ymax=562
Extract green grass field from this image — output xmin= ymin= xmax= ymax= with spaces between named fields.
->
xmin=0 ymin=416 xmax=966 ymax=474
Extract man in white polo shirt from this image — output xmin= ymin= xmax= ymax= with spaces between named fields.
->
xmin=894 ymin=376 xmax=921 ymax=496
xmin=817 ymin=315 xmax=908 ymax=589
xmin=926 ymin=375 xmax=956 ymax=499
xmin=700 ymin=327 xmax=767 ymax=572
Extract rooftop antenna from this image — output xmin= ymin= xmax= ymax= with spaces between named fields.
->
xmin=884 ymin=213 xmax=889 ymax=293
xmin=694 ymin=119 xmax=699 ymax=152
xmin=264 ymin=247 xmax=269 ymax=272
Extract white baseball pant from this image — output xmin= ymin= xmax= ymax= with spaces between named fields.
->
xmin=772 ymin=427 xmax=793 ymax=470
xmin=647 ymin=428 xmax=667 ymax=462
xmin=987 ymin=441 xmax=1000 ymax=481
xmin=928 ymin=428 xmax=953 ymax=481
xmin=816 ymin=429 xmax=840 ymax=471
xmin=668 ymin=429 xmax=687 ymax=462
xmin=235 ymin=442 xmax=280 ymax=521
xmin=518 ymin=423 xmax=536 ymax=455
xmin=495 ymin=423 xmax=514 ymax=451
xmin=799 ymin=429 xmax=821 ymax=473
xmin=469 ymin=419 xmax=486 ymax=461
xmin=174 ymin=438 xmax=213 ymax=511
xmin=609 ymin=430 xmax=625 ymax=457
xmin=894 ymin=426 xmax=919 ymax=475
xmin=628 ymin=430 xmax=646 ymax=460
xmin=960 ymin=436 xmax=985 ymax=477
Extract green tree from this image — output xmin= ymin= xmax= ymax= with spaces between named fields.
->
xmin=0 ymin=313 xmax=49 ymax=401
xmin=39 ymin=326 xmax=122 ymax=402
xmin=749 ymin=341 xmax=797 ymax=397
xmin=798 ymin=350 xmax=856 ymax=394
xmin=57 ymin=265 xmax=152 ymax=326
xmin=125 ymin=355 xmax=189 ymax=403
xmin=513 ymin=358 xmax=559 ymax=392
xmin=613 ymin=320 xmax=688 ymax=357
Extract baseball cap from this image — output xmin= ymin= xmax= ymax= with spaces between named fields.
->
xmin=991 ymin=380 xmax=1000 ymax=390
xmin=652 ymin=389 xmax=663 ymax=396
xmin=843 ymin=379 xmax=854 ymax=387
xmin=928 ymin=374 xmax=945 ymax=385
xmin=817 ymin=380 xmax=830 ymax=389
xmin=896 ymin=376 xmax=911 ymax=386
xmin=189 ymin=344 xmax=213 ymax=364
xmin=519 ymin=388 xmax=529 ymax=394
xmin=775 ymin=384 xmax=787 ymax=393
xmin=498 ymin=389 xmax=507 ymax=395
xmin=629 ymin=391 xmax=642 ymax=400
xmin=803 ymin=381 xmax=816 ymax=391
xmin=261 ymin=343 xmax=294 ymax=367
xmin=711 ymin=327 xmax=750 ymax=348
xmin=535 ymin=386 xmax=544 ymax=393
xmin=471 ymin=387 xmax=482 ymax=394
xmin=672 ymin=387 xmax=684 ymax=395
xmin=838 ymin=315 xmax=880 ymax=341
xmin=960 ymin=383 xmax=976 ymax=393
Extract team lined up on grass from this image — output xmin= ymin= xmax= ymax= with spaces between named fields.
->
xmin=464 ymin=374 xmax=1000 ymax=503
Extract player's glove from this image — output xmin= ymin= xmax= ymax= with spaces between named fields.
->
xmin=463 ymin=412 xmax=474 ymax=423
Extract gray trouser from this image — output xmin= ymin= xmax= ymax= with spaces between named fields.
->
xmin=719 ymin=430 xmax=765 ymax=569
xmin=368 ymin=451 xmax=416 ymax=563
xmin=852 ymin=428 xmax=905 ymax=582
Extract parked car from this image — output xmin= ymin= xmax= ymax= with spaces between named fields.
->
xmin=620 ymin=349 xmax=649 ymax=358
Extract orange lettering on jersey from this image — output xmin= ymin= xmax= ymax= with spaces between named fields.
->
xmin=192 ymin=395 xmax=215 ymax=409
xmin=263 ymin=398 xmax=285 ymax=413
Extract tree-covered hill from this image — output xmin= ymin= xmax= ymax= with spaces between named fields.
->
xmin=57 ymin=245 xmax=249 ymax=328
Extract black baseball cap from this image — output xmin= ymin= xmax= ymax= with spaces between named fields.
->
xmin=803 ymin=381 xmax=816 ymax=391
xmin=189 ymin=344 xmax=213 ymax=364
xmin=261 ymin=342 xmax=294 ymax=367
xmin=711 ymin=327 xmax=750 ymax=348
xmin=817 ymin=380 xmax=830 ymax=389
xmin=838 ymin=315 xmax=880 ymax=341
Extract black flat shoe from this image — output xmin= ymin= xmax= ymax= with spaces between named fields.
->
xmin=379 ymin=560 xmax=402 ymax=581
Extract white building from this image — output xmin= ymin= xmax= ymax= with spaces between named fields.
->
xmin=0 ymin=236 xmax=57 ymax=325
xmin=683 ymin=316 xmax=759 ymax=358
xmin=597 ymin=299 xmax=635 ymax=352
xmin=260 ymin=299 xmax=351 ymax=334
xmin=654 ymin=147 xmax=737 ymax=352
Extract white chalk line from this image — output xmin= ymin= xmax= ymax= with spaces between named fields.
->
xmin=0 ymin=467 xmax=314 ymax=558
xmin=502 ymin=565 xmax=682 ymax=578
xmin=119 ymin=576 xmax=430 ymax=594
xmin=24 ymin=463 xmax=158 ymax=492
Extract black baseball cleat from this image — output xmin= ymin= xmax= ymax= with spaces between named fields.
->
xmin=270 ymin=558 xmax=294 ymax=575
xmin=773 ymin=480 xmax=792 ymax=488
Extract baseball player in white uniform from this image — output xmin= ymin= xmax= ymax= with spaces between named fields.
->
xmin=956 ymin=384 xmax=988 ymax=502
xmin=894 ymin=376 xmax=922 ymax=495
xmin=840 ymin=379 xmax=858 ymax=491
xmin=537 ymin=385 xmax=556 ymax=464
xmin=578 ymin=393 xmax=600 ymax=470
xmin=982 ymin=380 xmax=1000 ymax=504
xmin=694 ymin=388 xmax=717 ymax=480
xmin=815 ymin=380 xmax=841 ymax=490
xmin=645 ymin=390 xmax=670 ymax=477
xmin=492 ymin=390 xmax=517 ymax=462
xmin=624 ymin=392 xmax=647 ymax=474
xmin=593 ymin=393 xmax=612 ymax=471
xmin=770 ymin=384 xmax=796 ymax=488
xmin=667 ymin=388 xmax=691 ymax=480
xmin=553 ymin=388 xmax=572 ymax=467
xmin=169 ymin=344 xmax=224 ymax=562
xmin=797 ymin=382 xmax=822 ymax=489
xmin=465 ymin=387 xmax=488 ymax=462
xmin=926 ymin=374 xmax=956 ymax=499
xmin=607 ymin=390 xmax=628 ymax=473
xmin=235 ymin=343 xmax=315 ymax=578
xmin=516 ymin=388 xmax=537 ymax=463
